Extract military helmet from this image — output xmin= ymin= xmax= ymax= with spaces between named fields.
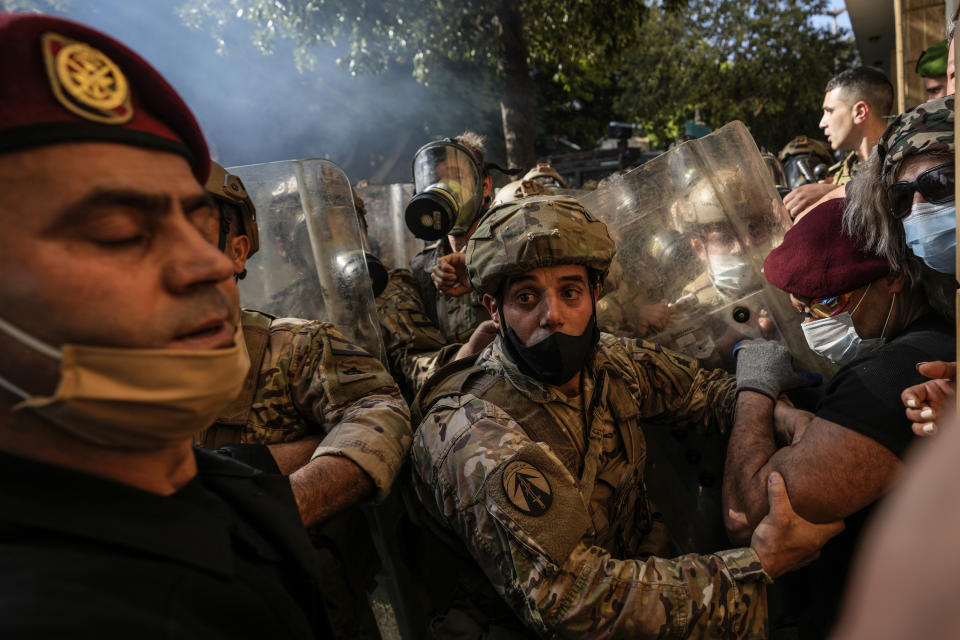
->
xmin=465 ymin=195 xmax=616 ymax=296
xmin=778 ymin=135 xmax=833 ymax=165
xmin=489 ymin=178 xmax=548 ymax=211
xmin=206 ymin=161 xmax=259 ymax=258
xmin=522 ymin=162 xmax=569 ymax=189
xmin=674 ymin=171 xmax=751 ymax=230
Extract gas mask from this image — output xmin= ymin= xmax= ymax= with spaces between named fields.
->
xmin=405 ymin=140 xmax=485 ymax=240
xmin=0 ymin=317 xmax=249 ymax=449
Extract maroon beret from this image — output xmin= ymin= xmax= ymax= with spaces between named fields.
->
xmin=0 ymin=12 xmax=209 ymax=183
xmin=764 ymin=198 xmax=890 ymax=298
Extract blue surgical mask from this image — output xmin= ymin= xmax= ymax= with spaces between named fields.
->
xmin=902 ymin=201 xmax=956 ymax=274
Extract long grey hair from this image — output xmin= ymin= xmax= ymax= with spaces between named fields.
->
xmin=843 ymin=148 xmax=956 ymax=321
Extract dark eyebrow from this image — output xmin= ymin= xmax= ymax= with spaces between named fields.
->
xmin=182 ymin=193 xmax=217 ymax=214
xmin=48 ymin=189 xmax=212 ymax=230
xmin=558 ymin=274 xmax=588 ymax=284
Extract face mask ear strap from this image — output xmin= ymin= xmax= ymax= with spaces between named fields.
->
xmin=849 ymin=282 xmax=872 ymax=317
xmin=879 ymin=292 xmax=896 ymax=340
xmin=0 ymin=317 xmax=60 ymax=360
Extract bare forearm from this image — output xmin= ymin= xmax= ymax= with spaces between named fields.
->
xmin=268 ymin=436 xmax=324 ymax=475
xmin=723 ymin=391 xmax=777 ymax=543
xmin=289 ymin=454 xmax=374 ymax=527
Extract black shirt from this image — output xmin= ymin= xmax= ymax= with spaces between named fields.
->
xmin=776 ymin=313 xmax=954 ymax=639
xmin=0 ymin=447 xmax=327 ymax=639
xmin=817 ymin=313 xmax=955 ymax=458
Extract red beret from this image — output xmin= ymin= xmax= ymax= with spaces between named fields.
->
xmin=0 ymin=12 xmax=209 ymax=183
xmin=764 ymin=198 xmax=891 ymax=298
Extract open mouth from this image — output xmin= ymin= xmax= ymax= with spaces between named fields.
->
xmin=171 ymin=318 xmax=233 ymax=348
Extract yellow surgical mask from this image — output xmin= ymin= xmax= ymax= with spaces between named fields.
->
xmin=0 ymin=318 xmax=249 ymax=450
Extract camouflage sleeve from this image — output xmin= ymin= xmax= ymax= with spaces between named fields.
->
xmin=376 ymin=269 xmax=448 ymax=398
xmin=286 ymin=321 xmax=412 ymax=501
xmin=412 ymin=397 xmax=768 ymax=639
xmin=620 ymin=336 xmax=738 ymax=435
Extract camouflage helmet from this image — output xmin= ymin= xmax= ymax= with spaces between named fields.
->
xmin=206 ymin=161 xmax=259 ymax=258
xmin=466 ymin=195 xmax=616 ymax=296
xmin=675 ymin=171 xmax=748 ymax=229
xmin=778 ymin=135 xmax=833 ymax=164
xmin=489 ymin=178 xmax=548 ymax=211
xmin=522 ymin=162 xmax=569 ymax=189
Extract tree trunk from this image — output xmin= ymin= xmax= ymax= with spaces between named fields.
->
xmin=495 ymin=0 xmax=536 ymax=169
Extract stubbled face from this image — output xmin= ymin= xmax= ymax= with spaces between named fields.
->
xmin=0 ymin=142 xmax=239 ymax=374
xmin=486 ymin=264 xmax=595 ymax=347
xmin=820 ymin=87 xmax=857 ymax=151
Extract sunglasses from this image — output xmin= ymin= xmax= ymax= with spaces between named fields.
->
xmin=792 ymin=292 xmax=853 ymax=319
xmin=888 ymin=163 xmax=954 ymax=219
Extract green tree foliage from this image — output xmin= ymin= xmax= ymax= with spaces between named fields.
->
xmin=613 ymin=0 xmax=859 ymax=153
xmin=176 ymin=0 xmax=646 ymax=168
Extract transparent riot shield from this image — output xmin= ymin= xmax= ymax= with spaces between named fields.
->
xmin=356 ymin=182 xmax=424 ymax=270
xmin=229 ymin=158 xmax=386 ymax=362
xmin=581 ymin=121 xmax=835 ymax=554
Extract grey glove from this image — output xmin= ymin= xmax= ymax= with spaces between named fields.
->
xmin=735 ymin=339 xmax=820 ymax=400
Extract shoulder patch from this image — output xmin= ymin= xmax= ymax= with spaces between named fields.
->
xmin=328 ymin=334 xmax=372 ymax=358
xmin=335 ymin=357 xmax=377 ymax=384
xmin=501 ymin=460 xmax=552 ymax=516
xmin=320 ymin=327 xmax=398 ymax=405
xmin=485 ymin=443 xmax=592 ymax=565
xmin=405 ymin=310 xmax=435 ymax=327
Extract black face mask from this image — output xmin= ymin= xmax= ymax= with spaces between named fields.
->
xmin=500 ymin=309 xmax=600 ymax=386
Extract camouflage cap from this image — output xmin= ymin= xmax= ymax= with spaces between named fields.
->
xmin=878 ymin=94 xmax=954 ymax=177
xmin=206 ymin=161 xmax=259 ymax=258
xmin=466 ymin=195 xmax=616 ymax=295
xmin=916 ymin=40 xmax=948 ymax=77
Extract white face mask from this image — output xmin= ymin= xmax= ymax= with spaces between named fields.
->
xmin=0 ymin=317 xmax=249 ymax=450
xmin=707 ymin=253 xmax=760 ymax=293
xmin=800 ymin=285 xmax=894 ymax=365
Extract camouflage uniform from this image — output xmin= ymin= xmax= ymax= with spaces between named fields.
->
xmin=198 ymin=309 xmax=412 ymax=501
xmin=410 ymin=335 xmax=769 ymax=639
xmin=829 ymin=151 xmax=858 ymax=186
xmin=410 ymin=238 xmax=490 ymax=344
xmin=376 ymin=268 xmax=451 ymax=400
xmin=197 ymin=309 xmax=412 ymax=639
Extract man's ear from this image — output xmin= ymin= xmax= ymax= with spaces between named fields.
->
xmin=230 ymin=235 xmax=251 ymax=275
xmin=851 ymin=100 xmax=869 ymax=125
xmin=690 ymin=235 xmax=707 ymax=262
xmin=483 ymin=175 xmax=494 ymax=199
xmin=886 ymin=272 xmax=906 ymax=293
xmin=483 ymin=293 xmax=501 ymax=332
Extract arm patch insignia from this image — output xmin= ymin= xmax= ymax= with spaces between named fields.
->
xmin=501 ymin=461 xmax=552 ymax=516
xmin=485 ymin=443 xmax=592 ymax=565
xmin=328 ymin=334 xmax=372 ymax=357
xmin=406 ymin=310 xmax=436 ymax=327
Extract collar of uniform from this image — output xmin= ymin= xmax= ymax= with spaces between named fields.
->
xmin=0 ymin=448 xmax=256 ymax=578
xmin=483 ymin=336 xmax=602 ymax=407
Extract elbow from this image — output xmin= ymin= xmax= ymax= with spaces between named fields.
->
xmin=723 ymin=508 xmax=754 ymax=546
